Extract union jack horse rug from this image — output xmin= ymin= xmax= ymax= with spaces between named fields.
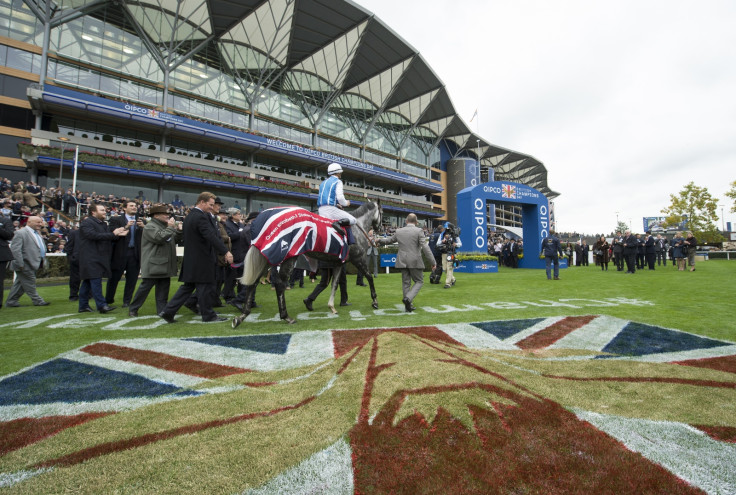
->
xmin=251 ymin=207 xmax=349 ymax=266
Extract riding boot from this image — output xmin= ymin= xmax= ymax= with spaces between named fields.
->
xmin=331 ymin=221 xmax=346 ymax=237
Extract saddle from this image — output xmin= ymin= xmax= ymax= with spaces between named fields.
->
xmin=331 ymin=219 xmax=355 ymax=245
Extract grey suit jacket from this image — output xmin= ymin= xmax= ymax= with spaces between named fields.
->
xmin=9 ymin=226 xmax=44 ymax=272
xmin=381 ymin=224 xmax=433 ymax=269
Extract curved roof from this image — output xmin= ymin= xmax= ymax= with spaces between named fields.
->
xmin=45 ymin=0 xmax=556 ymax=197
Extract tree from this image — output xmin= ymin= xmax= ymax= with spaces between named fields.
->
xmin=725 ymin=180 xmax=736 ymax=213
xmin=661 ymin=182 xmax=723 ymax=242
xmin=614 ymin=220 xmax=629 ymax=234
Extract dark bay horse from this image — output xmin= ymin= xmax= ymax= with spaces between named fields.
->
xmin=231 ymin=201 xmax=382 ymax=328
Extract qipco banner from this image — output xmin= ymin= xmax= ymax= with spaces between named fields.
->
xmin=456 ymin=181 xmax=549 ymax=269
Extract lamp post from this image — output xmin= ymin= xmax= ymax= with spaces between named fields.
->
xmin=721 ymin=205 xmax=725 ymax=232
xmin=71 ymin=144 xmax=79 ymax=216
xmin=57 ymin=136 xmax=70 ymax=189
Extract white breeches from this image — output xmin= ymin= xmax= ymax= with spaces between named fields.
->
xmin=318 ymin=205 xmax=356 ymax=225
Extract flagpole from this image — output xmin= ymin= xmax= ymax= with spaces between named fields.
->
xmin=475 ymin=109 xmax=481 ymax=184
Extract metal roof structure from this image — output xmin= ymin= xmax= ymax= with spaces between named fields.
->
xmin=27 ymin=0 xmax=557 ymax=198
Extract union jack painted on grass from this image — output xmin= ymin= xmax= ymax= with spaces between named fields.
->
xmin=250 ymin=207 xmax=348 ymax=266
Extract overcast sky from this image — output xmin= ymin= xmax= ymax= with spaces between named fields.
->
xmin=360 ymin=0 xmax=736 ymax=235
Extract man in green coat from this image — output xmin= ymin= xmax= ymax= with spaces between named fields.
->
xmin=128 ymin=204 xmax=182 ymax=317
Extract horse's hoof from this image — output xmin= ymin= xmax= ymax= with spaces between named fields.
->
xmin=285 ymin=317 xmax=296 ymax=324
xmin=372 ymin=302 xmax=379 ymax=309
xmin=329 ymin=305 xmax=338 ymax=315
xmin=231 ymin=318 xmax=242 ymax=329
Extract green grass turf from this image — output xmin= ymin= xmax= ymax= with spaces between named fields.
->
xmin=1 ymin=260 xmax=735 ymax=376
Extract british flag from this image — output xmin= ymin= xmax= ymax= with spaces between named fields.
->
xmin=502 ymin=184 xmax=516 ymax=199
xmin=251 ymin=207 xmax=348 ymax=265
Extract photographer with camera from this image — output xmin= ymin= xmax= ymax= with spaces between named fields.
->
xmin=436 ymin=222 xmax=461 ymax=289
xmin=428 ymin=225 xmax=444 ymax=284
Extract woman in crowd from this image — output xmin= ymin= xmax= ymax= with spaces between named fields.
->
xmin=671 ymin=231 xmax=687 ymax=271
xmin=685 ymin=231 xmax=697 ymax=272
xmin=564 ymin=242 xmax=573 ymax=263
xmin=594 ymin=235 xmax=610 ymax=271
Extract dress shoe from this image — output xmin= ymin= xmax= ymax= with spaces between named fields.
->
xmin=251 ymin=302 xmax=259 ymax=308
xmin=122 ymin=303 xmax=129 ymax=308
xmin=402 ymin=298 xmax=413 ymax=313
xmin=229 ymin=300 xmax=244 ymax=312
xmin=34 ymin=301 xmax=51 ymax=306
xmin=356 ymin=283 xmax=367 ymax=287
xmin=203 ymin=316 xmax=228 ymax=322
xmin=79 ymin=307 xmax=94 ymax=313
xmin=443 ymin=285 xmax=451 ymax=289
xmin=184 ymin=302 xmax=200 ymax=314
xmin=303 ymin=298 xmax=314 ymax=311
xmin=128 ymin=310 xmax=138 ymax=317
xmin=69 ymin=296 xmax=79 ymax=301
xmin=159 ymin=312 xmax=175 ymax=323
xmin=5 ymin=301 xmax=20 ymax=307
xmin=340 ymin=302 xmax=351 ymax=307
xmin=99 ymin=305 xmax=117 ymax=313
xmin=554 ymin=277 xmax=560 ymax=280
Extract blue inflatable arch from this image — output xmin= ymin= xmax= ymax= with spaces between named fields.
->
xmin=456 ymin=181 xmax=551 ymax=269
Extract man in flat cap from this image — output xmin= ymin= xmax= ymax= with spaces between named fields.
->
xmin=128 ymin=204 xmax=182 ymax=317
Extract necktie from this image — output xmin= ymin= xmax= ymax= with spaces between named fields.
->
xmin=128 ymin=217 xmax=135 ymax=247
xmin=34 ymin=230 xmax=46 ymax=259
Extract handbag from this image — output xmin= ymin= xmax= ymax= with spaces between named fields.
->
xmin=593 ymin=249 xmax=602 ymax=256
xmin=681 ymin=245 xmax=688 ymax=255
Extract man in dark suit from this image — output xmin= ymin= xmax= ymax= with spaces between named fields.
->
xmin=636 ymin=234 xmax=646 ymax=270
xmin=79 ymin=204 xmax=128 ymax=313
xmin=611 ymin=232 xmax=625 ymax=271
xmin=377 ymin=213 xmax=435 ymax=312
xmin=645 ymin=231 xmax=656 ymax=270
xmin=64 ymin=226 xmax=80 ymax=301
xmin=623 ymin=230 xmax=638 ymax=274
xmin=508 ymin=239 xmax=520 ymax=269
xmin=0 ymin=208 xmax=14 ymax=310
xmin=159 ymin=192 xmax=232 ymax=323
xmin=106 ymin=200 xmax=144 ymax=307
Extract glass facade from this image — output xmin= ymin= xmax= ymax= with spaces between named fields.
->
xmin=0 ymin=0 xmax=556 ymax=228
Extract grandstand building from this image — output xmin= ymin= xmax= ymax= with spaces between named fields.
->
xmin=0 ymin=0 xmax=558 ymax=228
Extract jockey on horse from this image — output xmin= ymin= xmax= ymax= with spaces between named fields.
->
xmin=318 ymin=163 xmax=356 ymax=240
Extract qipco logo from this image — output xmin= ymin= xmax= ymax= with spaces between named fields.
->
xmin=540 ymin=204 xmax=549 ymax=238
xmin=474 ymin=198 xmax=486 ymax=249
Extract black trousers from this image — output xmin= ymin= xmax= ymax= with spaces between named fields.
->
xmin=624 ymin=251 xmax=637 ymax=273
xmin=636 ymin=253 xmax=645 ymax=269
xmin=164 ymin=281 xmax=218 ymax=321
xmin=646 ymin=253 xmax=656 ymax=270
xmin=0 ymin=260 xmax=7 ymax=307
xmin=221 ymin=264 xmax=240 ymax=301
xmin=613 ymin=252 xmax=624 ymax=271
xmin=106 ymin=248 xmax=140 ymax=305
xmin=129 ymin=277 xmax=171 ymax=314
xmin=656 ymin=251 xmax=665 ymax=265
xmin=68 ymin=260 xmax=80 ymax=299
xmin=305 ymin=268 xmax=347 ymax=304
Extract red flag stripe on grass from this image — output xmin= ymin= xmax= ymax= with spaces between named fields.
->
xmin=0 ymin=413 xmax=113 ymax=455
xmin=33 ymin=396 xmax=315 ymax=469
xmin=673 ymin=355 xmax=736 ymax=374
xmin=516 ymin=315 xmax=598 ymax=349
xmin=81 ymin=343 xmax=250 ymax=378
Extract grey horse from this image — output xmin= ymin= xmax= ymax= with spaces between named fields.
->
xmin=231 ymin=201 xmax=382 ymax=328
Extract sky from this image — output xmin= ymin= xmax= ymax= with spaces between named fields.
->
xmin=359 ymin=0 xmax=736 ymax=235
